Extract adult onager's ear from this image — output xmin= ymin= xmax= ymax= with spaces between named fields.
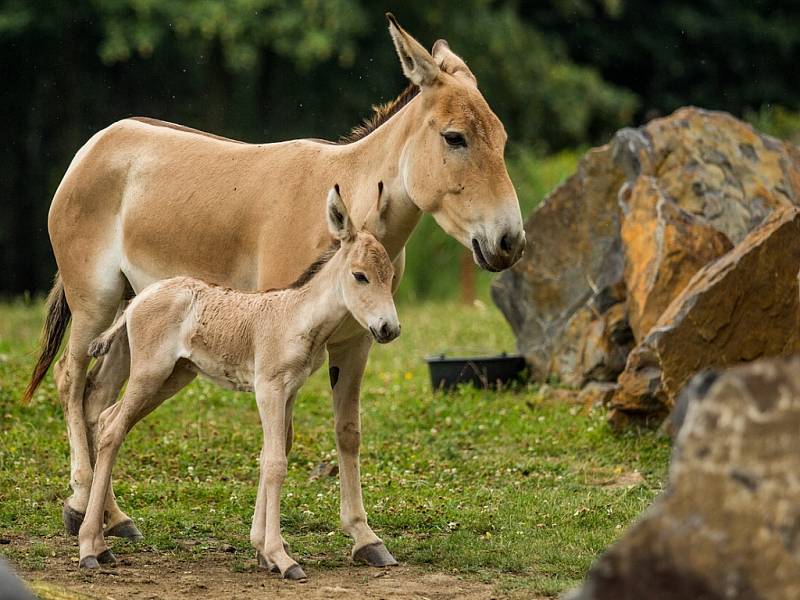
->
xmin=432 ymin=39 xmax=477 ymax=86
xmin=386 ymin=13 xmax=439 ymax=87
xmin=327 ymin=184 xmax=355 ymax=242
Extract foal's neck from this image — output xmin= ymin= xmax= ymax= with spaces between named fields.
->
xmin=281 ymin=251 xmax=348 ymax=351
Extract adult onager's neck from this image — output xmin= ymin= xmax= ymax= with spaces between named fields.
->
xmin=327 ymin=98 xmax=424 ymax=260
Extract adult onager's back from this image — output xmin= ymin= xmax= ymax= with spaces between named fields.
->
xmin=78 ymin=187 xmax=399 ymax=580
xmin=24 ymin=14 xmax=525 ymax=567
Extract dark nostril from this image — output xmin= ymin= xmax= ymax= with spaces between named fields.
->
xmin=500 ymin=233 xmax=512 ymax=254
xmin=380 ymin=322 xmax=390 ymax=339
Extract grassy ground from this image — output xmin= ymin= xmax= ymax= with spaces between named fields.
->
xmin=0 ymin=298 xmax=670 ymax=597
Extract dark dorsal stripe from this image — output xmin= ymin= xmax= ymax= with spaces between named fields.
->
xmin=130 ymin=84 xmax=419 ymax=148
xmin=287 ymin=240 xmax=342 ymax=289
xmin=128 ymin=117 xmax=247 ymax=144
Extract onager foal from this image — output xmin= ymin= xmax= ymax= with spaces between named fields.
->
xmin=77 ymin=186 xmax=399 ymax=580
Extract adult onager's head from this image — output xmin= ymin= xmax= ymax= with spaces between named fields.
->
xmin=384 ymin=13 xmax=525 ymax=271
xmin=326 ymin=184 xmax=399 ymax=344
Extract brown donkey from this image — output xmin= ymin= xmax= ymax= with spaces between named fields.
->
xmin=78 ymin=187 xmax=398 ymax=580
xmin=25 ymin=14 xmax=524 ymax=566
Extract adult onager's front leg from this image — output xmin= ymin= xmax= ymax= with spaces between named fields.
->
xmin=328 ymin=335 xmax=398 ymax=567
xmin=251 ymin=378 xmax=306 ymax=580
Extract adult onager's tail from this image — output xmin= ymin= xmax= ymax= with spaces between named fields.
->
xmin=87 ymin=312 xmax=127 ymax=359
xmin=22 ymin=273 xmax=71 ymax=403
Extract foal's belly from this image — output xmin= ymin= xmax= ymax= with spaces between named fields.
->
xmin=185 ymin=353 xmax=255 ymax=393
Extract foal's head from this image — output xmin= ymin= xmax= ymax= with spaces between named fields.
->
xmin=326 ymin=185 xmax=400 ymax=344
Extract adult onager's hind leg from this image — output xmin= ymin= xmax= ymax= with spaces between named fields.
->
xmin=79 ymin=363 xmax=196 ymax=567
xmin=251 ymin=380 xmax=305 ymax=580
xmin=328 ymin=335 xmax=398 ymax=567
xmin=83 ymin=337 xmax=142 ymax=539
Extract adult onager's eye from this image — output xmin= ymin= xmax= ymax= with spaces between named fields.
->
xmin=442 ymin=131 xmax=467 ymax=148
xmin=353 ymin=272 xmax=369 ymax=284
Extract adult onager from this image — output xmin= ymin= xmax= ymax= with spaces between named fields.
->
xmin=79 ymin=186 xmax=399 ymax=579
xmin=24 ymin=14 xmax=524 ymax=566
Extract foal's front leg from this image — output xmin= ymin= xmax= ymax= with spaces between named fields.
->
xmin=252 ymin=378 xmax=305 ymax=580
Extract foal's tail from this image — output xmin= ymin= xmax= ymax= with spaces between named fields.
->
xmin=22 ymin=273 xmax=71 ymax=403
xmin=88 ymin=311 xmax=128 ymax=359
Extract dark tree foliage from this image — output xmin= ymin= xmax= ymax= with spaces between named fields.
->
xmin=0 ymin=0 xmax=797 ymax=294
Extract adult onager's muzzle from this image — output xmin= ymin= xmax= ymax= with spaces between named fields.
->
xmin=471 ymin=229 xmax=526 ymax=272
xmin=370 ymin=318 xmax=401 ymax=344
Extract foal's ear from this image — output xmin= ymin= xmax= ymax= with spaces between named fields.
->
xmin=386 ymin=13 xmax=439 ymax=87
xmin=432 ymin=39 xmax=477 ymax=86
xmin=326 ymin=184 xmax=355 ymax=242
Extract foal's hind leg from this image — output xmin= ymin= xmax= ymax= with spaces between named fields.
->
xmin=84 ymin=338 xmax=142 ymax=539
xmin=55 ymin=305 xmax=121 ymax=535
xmin=80 ymin=362 xmax=196 ymax=567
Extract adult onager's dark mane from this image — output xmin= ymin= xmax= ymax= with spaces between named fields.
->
xmin=339 ymin=84 xmax=419 ymax=144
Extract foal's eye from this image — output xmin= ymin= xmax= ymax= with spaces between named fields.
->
xmin=442 ymin=131 xmax=467 ymax=148
xmin=353 ymin=272 xmax=369 ymax=284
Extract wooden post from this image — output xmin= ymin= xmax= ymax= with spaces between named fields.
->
xmin=460 ymin=248 xmax=475 ymax=304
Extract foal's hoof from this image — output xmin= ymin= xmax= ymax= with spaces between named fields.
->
xmin=79 ymin=555 xmax=100 ymax=570
xmin=105 ymin=519 xmax=143 ymax=541
xmin=283 ymin=564 xmax=307 ymax=581
xmin=353 ymin=542 xmax=398 ymax=567
xmin=63 ymin=502 xmax=85 ymax=536
xmin=79 ymin=549 xmax=116 ymax=569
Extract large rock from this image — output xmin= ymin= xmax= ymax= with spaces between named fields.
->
xmin=620 ymin=176 xmax=733 ymax=341
xmin=570 ymin=356 xmax=800 ymax=600
xmin=493 ymin=107 xmax=800 ymax=388
xmin=610 ymin=207 xmax=800 ymax=425
xmin=490 ymin=142 xmax=628 ymax=380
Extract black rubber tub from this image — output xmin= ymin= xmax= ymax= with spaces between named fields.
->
xmin=425 ymin=352 xmax=527 ymax=391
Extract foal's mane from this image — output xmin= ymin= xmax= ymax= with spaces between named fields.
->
xmin=287 ymin=239 xmax=342 ymax=290
xmin=339 ymin=84 xmax=419 ymax=144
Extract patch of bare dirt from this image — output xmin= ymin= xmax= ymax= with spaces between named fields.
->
xmin=13 ymin=547 xmax=503 ymax=599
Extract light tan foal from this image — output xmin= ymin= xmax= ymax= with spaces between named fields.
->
xmin=77 ymin=187 xmax=399 ymax=580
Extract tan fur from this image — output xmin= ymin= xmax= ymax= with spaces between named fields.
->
xmin=35 ymin=15 xmax=525 ymax=559
xmin=78 ymin=192 xmax=398 ymax=577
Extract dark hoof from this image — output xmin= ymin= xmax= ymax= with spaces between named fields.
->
xmin=257 ymin=551 xmax=280 ymax=573
xmin=97 ymin=549 xmax=117 ymax=565
xmin=283 ymin=564 xmax=307 ymax=581
xmin=105 ymin=519 xmax=143 ymax=541
xmin=63 ymin=502 xmax=85 ymax=536
xmin=79 ymin=555 xmax=100 ymax=569
xmin=352 ymin=542 xmax=398 ymax=567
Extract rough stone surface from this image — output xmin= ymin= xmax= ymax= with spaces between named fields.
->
xmin=493 ymin=106 xmax=800 ymax=391
xmin=620 ymin=176 xmax=733 ymax=341
xmin=611 ymin=207 xmax=800 ymax=425
xmin=569 ymin=356 xmax=800 ymax=600
xmin=491 ymin=143 xmax=626 ymax=380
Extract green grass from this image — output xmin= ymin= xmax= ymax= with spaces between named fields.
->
xmin=0 ymin=298 xmax=669 ymax=596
